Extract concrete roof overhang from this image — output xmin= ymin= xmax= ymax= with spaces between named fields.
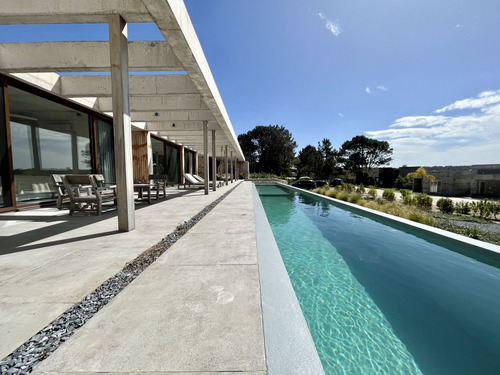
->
xmin=0 ymin=0 xmax=244 ymax=159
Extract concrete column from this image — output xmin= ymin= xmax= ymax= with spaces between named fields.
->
xmin=180 ymin=145 xmax=185 ymax=185
xmin=109 ymin=15 xmax=134 ymax=232
xmin=203 ymin=121 xmax=209 ymax=195
xmin=230 ymin=151 xmax=234 ymax=183
xmin=194 ymin=151 xmax=198 ymax=176
xmin=211 ymin=130 xmax=217 ymax=191
xmin=225 ymin=145 xmax=228 ymax=186
xmin=236 ymin=158 xmax=239 ymax=180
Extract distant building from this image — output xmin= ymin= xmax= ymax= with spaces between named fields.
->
xmin=399 ymin=164 xmax=500 ymax=198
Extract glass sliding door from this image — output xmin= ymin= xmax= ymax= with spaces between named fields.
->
xmin=151 ymin=137 xmax=166 ymax=175
xmin=8 ymin=86 xmax=91 ymax=205
xmin=166 ymin=143 xmax=180 ymax=184
xmin=0 ymin=83 xmax=11 ymax=208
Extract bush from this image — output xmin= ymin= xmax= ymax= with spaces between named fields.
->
xmin=403 ymin=194 xmax=417 ymax=206
xmin=415 ymin=193 xmax=433 ymax=210
xmin=368 ymin=187 xmax=377 ymax=199
xmin=492 ymin=203 xmax=500 ymax=220
xmin=400 ymin=189 xmax=411 ymax=198
xmin=348 ymin=193 xmax=363 ymax=204
xmin=357 ymin=184 xmax=366 ymax=194
xmin=477 ymin=200 xmax=492 ymax=219
xmin=455 ymin=201 xmax=471 ymax=215
xmin=382 ymin=189 xmax=396 ymax=202
xmin=437 ymin=198 xmax=454 ymax=214
xmin=394 ymin=175 xmax=412 ymax=190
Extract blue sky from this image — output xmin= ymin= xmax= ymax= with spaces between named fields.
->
xmin=183 ymin=0 xmax=500 ymax=167
xmin=1 ymin=0 xmax=499 ymax=167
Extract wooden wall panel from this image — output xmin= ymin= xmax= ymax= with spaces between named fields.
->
xmin=132 ymin=131 xmax=148 ymax=183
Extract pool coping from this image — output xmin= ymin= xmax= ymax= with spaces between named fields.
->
xmin=282 ymin=183 xmax=500 ymax=261
xmin=252 ymin=184 xmax=325 ymax=375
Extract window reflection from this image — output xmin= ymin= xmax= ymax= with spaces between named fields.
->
xmin=8 ymin=86 xmax=90 ymax=204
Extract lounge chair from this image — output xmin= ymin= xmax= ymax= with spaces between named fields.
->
xmin=178 ymin=173 xmax=213 ymax=189
xmin=194 ymin=174 xmax=222 ymax=188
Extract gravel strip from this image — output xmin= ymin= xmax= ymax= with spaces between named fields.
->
xmin=0 ymin=184 xmax=239 ymax=375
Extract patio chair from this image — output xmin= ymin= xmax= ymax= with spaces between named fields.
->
xmin=63 ymin=174 xmax=115 ymax=215
xmin=51 ymin=174 xmax=67 ymax=209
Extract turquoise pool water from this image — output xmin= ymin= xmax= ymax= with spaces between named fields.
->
xmin=256 ymin=184 xmax=500 ymax=375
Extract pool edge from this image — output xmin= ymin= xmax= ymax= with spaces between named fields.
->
xmin=252 ymin=184 xmax=325 ymax=375
xmin=282 ymin=182 xmax=500 ymax=261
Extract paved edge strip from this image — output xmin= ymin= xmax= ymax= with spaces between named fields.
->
xmin=0 ymin=183 xmax=241 ymax=375
xmin=252 ymin=183 xmax=325 ymax=375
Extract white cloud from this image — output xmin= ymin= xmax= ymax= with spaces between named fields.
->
xmin=338 ymin=112 xmax=344 ymax=118
xmin=434 ymin=90 xmax=500 ymax=113
xmin=315 ymin=12 xmax=342 ymax=36
xmin=366 ymin=90 xmax=500 ymax=166
xmin=365 ymin=87 xmax=372 ymax=94
xmin=377 ymin=85 xmax=388 ymax=91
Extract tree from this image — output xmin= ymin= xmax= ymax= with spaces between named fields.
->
xmin=339 ymin=135 xmax=393 ymax=181
xmin=406 ymin=167 xmax=435 ymax=181
xmin=296 ymin=145 xmax=323 ymax=178
xmin=237 ymin=125 xmax=297 ymax=175
xmin=318 ymin=138 xmax=339 ymax=179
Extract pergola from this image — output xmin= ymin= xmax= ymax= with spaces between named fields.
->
xmin=0 ymin=0 xmax=244 ymax=231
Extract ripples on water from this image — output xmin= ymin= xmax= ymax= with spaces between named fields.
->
xmin=257 ymin=185 xmax=500 ymax=375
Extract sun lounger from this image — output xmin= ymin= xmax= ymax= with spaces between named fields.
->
xmin=178 ymin=173 xmax=213 ymax=189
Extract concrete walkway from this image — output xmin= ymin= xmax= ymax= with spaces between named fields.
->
xmin=1 ymin=181 xmax=266 ymax=374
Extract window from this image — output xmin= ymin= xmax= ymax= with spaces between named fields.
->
xmin=8 ymin=86 xmax=91 ymax=204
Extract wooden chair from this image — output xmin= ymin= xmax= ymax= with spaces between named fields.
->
xmin=63 ymin=175 xmax=115 ymax=216
xmin=51 ymin=174 xmax=67 ymax=210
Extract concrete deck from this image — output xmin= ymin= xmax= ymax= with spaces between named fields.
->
xmin=0 ymin=181 xmax=269 ymax=374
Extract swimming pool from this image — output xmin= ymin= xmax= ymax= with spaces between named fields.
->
xmin=256 ymin=184 xmax=500 ymax=375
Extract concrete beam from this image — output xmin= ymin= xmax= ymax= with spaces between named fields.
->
xmin=60 ymin=74 xmax=197 ymax=97
xmin=0 ymin=0 xmax=152 ymax=24
xmin=0 ymin=41 xmax=183 ymax=73
xmin=98 ymin=94 xmax=208 ymax=112
xmin=141 ymin=0 xmax=245 ymax=161
xmin=127 ymin=109 xmax=215 ymax=122
xmin=109 ymin=15 xmax=135 ymax=232
xmin=145 ymin=122 xmax=219 ymax=132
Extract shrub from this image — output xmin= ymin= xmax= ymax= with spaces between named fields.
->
xmin=437 ymin=198 xmax=454 ymax=214
xmin=400 ymin=189 xmax=411 ymax=198
xmin=403 ymin=194 xmax=417 ymax=206
xmin=368 ymin=187 xmax=377 ymax=199
xmin=357 ymin=184 xmax=366 ymax=194
xmin=491 ymin=203 xmax=500 ymax=220
xmin=340 ymin=183 xmax=355 ymax=193
xmin=455 ymin=201 xmax=471 ymax=215
xmin=348 ymin=193 xmax=363 ymax=204
xmin=415 ymin=193 xmax=433 ymax=210
xmin=477 ymin=200 xmax=492 ymax=219
xmin=382 ymin=189 xmax=396 ymax=202
xmin=394 ymin=175 xmax=412 ymax=190
xmin=337 ymin=191 xmax=349 ymax=201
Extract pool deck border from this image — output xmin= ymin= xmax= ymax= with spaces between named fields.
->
xmin=252 ymin=184 xmax=325 ymax=375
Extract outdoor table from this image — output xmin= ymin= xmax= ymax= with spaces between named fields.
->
xmin=134 ymin=183 xmax=154 ymax=204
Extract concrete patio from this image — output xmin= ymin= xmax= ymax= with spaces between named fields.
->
xmin=0 ymin=181 xmax=269 ymax=374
